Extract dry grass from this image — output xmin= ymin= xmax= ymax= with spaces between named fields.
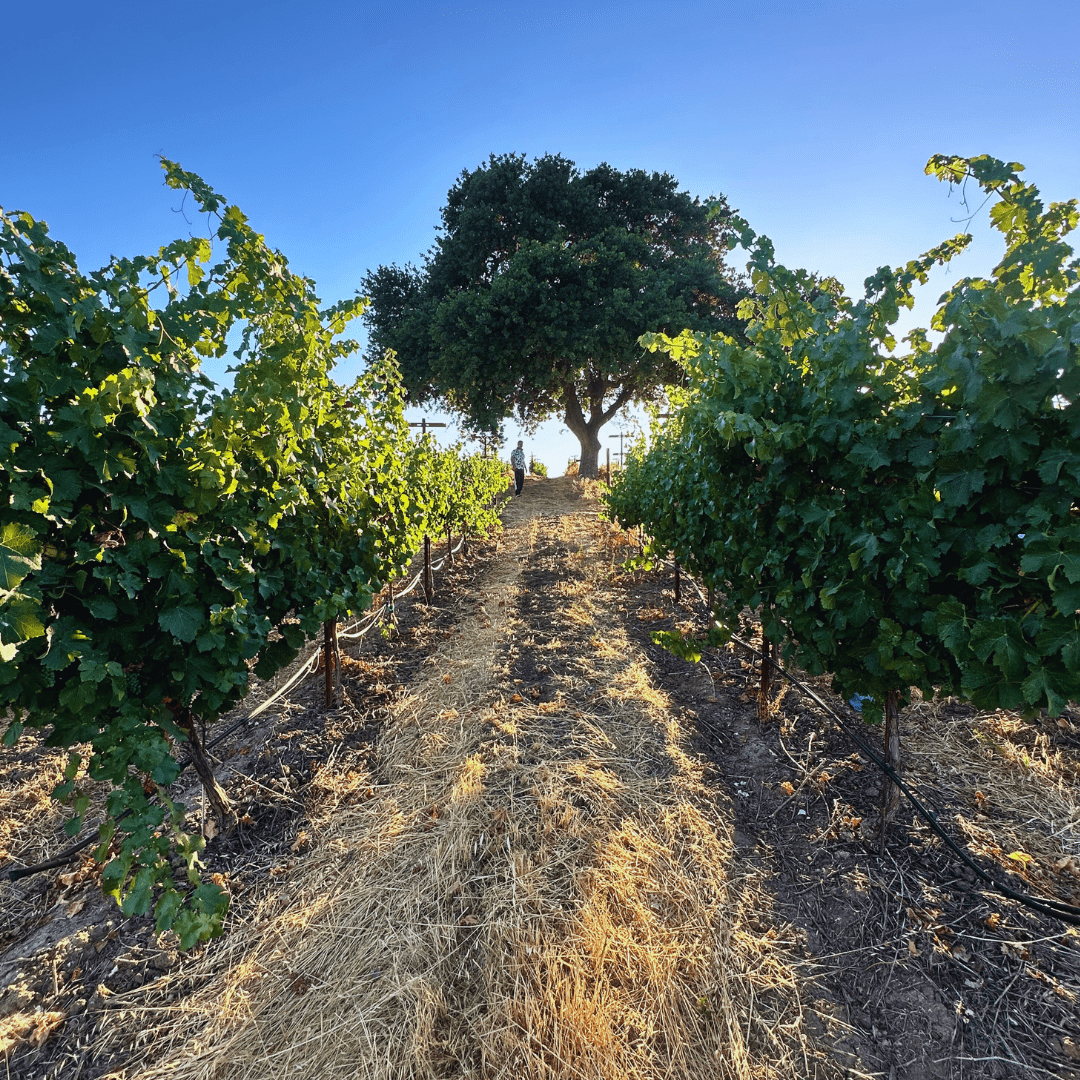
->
xmin=0 ymin=732 xmax=116 ymax=952
xmin=0 ymin=735 xmax=100 ymax=870
xmin=904 ymin=700 xmax=1080 ymax=899
xmin=95 ymin=485 xmax=830 ymax=1080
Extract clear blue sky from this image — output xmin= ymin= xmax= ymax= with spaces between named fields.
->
xmin=4 ymin=1 xmax=1078 ymax=469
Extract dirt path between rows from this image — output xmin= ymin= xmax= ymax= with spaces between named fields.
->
xmin=83 ymin=477 xmax=820 ymax=1080
xmin=3 ymin=476 xmax=1079 ymax=1079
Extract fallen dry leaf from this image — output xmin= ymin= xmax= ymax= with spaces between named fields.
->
xmin=29 ymin=1011 xmax=65 ymax=1049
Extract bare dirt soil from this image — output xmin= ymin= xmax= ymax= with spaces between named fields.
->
xmin=2 ymin=475 xmax=1079 ymax=1079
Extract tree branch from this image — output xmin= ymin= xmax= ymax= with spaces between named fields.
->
xmin=596 ymin=387 xmax=636 ymax=428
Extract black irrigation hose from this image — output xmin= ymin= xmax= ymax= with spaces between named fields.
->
xmin=6 ymin=837 xmax=101 ymax=881
xmin=737 ymin=632 xmax=1080 ymax=926
xmin=669 ymin=565 xmax=1080 ymax=927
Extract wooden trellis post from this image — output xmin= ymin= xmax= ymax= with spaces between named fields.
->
xmin=408 ymin=419 xmax=447 ymax=436
xmin=758 ymin=638 xmax=773 ymax=722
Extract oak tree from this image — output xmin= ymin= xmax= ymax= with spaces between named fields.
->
xmin=362 ymin=153 xmax=745 ymax=477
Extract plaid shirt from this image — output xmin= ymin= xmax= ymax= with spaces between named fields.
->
xmin=510 ymin=447 xmax=526 ymax=470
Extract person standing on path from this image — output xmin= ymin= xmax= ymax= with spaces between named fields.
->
xmin=510 ymin=440 xmax=527 ymax=497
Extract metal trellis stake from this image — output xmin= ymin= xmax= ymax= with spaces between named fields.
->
xmin=423 ymin=535 xmax=434 ymax=604
xmin=324 ymin=619 xmax=337 ymax=708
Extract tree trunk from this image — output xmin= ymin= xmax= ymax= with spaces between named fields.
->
xmin=562 ymin=379 xmax=633 ymax=480
xmin=176 ymin=709 xmax=233 ymax=831
xmin=879 ymin=689 xmax=902 ymax=852
xmin=576 ymin=432 xmax=602 ymax=478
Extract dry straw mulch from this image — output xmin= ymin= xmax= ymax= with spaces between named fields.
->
xmin=96 ymin=480 xmax=833 ymax=1080
xmin=904 ymin=698 xmax=1080 ymax=893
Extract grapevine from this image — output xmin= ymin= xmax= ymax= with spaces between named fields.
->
xmin=606 ymin=154 xmax=1079 ymax=828
xmin=0 ymin=162 xmax=501 ymax=944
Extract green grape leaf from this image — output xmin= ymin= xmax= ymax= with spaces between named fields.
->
xmin=153 ymin=888 xmax=184 ymax=934
xmin=1053 ymin=581 xmax=1080 ymax=617
xmin=0 ymin=523 xmax=41 ymax=591
xmin=651 ymin=629 xmax=703 ymax=664
xmin=158 ymin=604 xmax=206 ymax=643
xmin=1021 ymin=666 xmax=1071 ymax=716
xmin=120 ymin=867 xmax=157 ymax=916
xmin=0 ymin=595 xmax=46 ymax=643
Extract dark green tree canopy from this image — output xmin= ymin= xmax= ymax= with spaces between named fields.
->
xmin=362 ymin=153 xmax=746 ymax=476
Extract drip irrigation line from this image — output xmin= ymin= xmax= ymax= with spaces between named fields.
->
xmin=5 ymin=534 xmax=471 ymax=884
xmin=5 ymin=838 xmax=99 ymax=880
xmin=337 ymin=534 xmax=463 ymax=641
xmin=666 ymin=563 xmax=1080 ymax=928
xmin=338 ymin=535 xmax=465 ymax=641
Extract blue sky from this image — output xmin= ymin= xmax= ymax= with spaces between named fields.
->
xmin=4 ymin=1 xmax=1078 ymax=469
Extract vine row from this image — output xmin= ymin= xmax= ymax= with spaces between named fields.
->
xmin=0 ymin=161 xmax=505 ymax=944
xmin=605 ymin=154 xmax=1079 ymax=832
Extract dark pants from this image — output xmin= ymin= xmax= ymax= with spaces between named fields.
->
xmin=514 ymin=468 xmax=525 ymax=495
